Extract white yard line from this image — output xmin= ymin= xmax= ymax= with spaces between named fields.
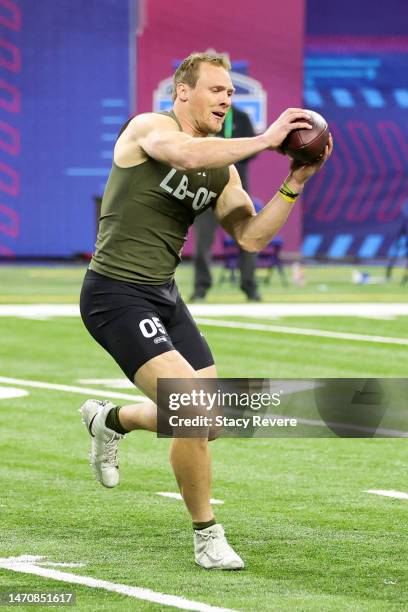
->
xmin=0 ymin=387 xmax=28 ymax=399
xmin=0 ymin=556 xmax=235 ymax=611
xmin=190 ymin=303 xmax=408 ymax=318
xmin=195 ymin=318 xmax=408 ymax=346
xmin=38 ymin=562 xmax=86 ymax=568
xmin=281 ymin=415 xmax=408 ymax=438
xmin=0 ymin=305 xmax=80 ymax=317
xmin=364 ymin=489 xmax=408 ymax=500
xmin=2 ymin=305 xmax=407 ymax=346
xmin=156 ymin=492 xmax=224 ymax=504
xmin=77 ymin=378 xmax=135 ymax=389
xmin=1 ymin=303 xmax=408 ymax=318
xmin=0 ymin=377 xmax=145 ymax=402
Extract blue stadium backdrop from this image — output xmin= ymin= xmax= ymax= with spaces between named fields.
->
xmin=303 ymin=0 xmax=408 ymax=259
xmin=0 ymin=0 xmax=133 ymax=257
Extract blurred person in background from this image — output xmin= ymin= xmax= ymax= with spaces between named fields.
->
xmin=190 ymin=104 xmax=261 ymax=301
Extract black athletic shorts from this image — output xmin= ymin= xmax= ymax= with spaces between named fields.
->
xmin=79 ymin=269 xmax=214 ymax=381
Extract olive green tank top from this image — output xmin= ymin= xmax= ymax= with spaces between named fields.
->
xmin=90 ymin=111 xmax=230 ymax=284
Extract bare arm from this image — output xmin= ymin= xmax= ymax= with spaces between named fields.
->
xmin=134 ymin=108 xmax=313 ymax=171
xmin=214 ymin=167 xmax=293 ymax=253
xmin=215 ymin=136 xmax=334 ymax=252
xmin=114 ymin=112 xmax=268 ymax=170
xmin=141 ymin=130 xmax=268 ymax=171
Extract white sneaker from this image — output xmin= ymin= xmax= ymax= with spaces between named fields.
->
xmin=80 ymin=399 xmax=123 ymax=488
xmin=194 ymin=524 xmax=244 ymax=570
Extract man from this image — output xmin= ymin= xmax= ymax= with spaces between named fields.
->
xmin=79 ymin=51 xmax=332 ymax=570
xmin=191 ymin=104 xmax=261 ymax=301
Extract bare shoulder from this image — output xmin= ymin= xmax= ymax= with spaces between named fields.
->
xmin=119 ymin=112 xmax=180 ymax=142
xmin=114 ymin=112 xmax=180 ymax=168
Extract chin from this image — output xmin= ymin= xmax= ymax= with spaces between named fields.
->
xmin=210 ymin=121 xmax=223 ymax=134
xmin=199 ymin=123 xmax=219 ymax=136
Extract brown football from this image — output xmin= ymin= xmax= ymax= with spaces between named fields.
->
xmin=282 ymin=110 xmax=329 ymax=164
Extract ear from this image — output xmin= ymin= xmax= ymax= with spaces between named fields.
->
xmin=176 ymin=82 xmax=189 ymax=102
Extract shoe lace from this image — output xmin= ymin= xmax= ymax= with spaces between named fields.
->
xmin=103 ymin=433 xmax=121 ymax=466
xmin=199 ymin=529 xmax=225 ymax=560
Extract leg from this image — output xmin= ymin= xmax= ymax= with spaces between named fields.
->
xmin=191 ymin=208 xmax=217 ymax=300
xmin=277 ymin=261 xmax=288 ymax=287
xmin=126 ymin=351 xmax=216 ymax=523
xmin=120 ymin=319 xmax=243 ymax=568
xmin=130 ymin=351 xmax=243 ymax=569
xmin=168 ymin=364 xmax=217 ymax=524
xmin=81 ymin=351 xmax=215 ymax=521
xmin=239 ymin=247 xmax=261 ymax=301
xmin=116 ymin=397 xmax=157 ymax=432
xmin=386 ymin=257 xmax=395 ymax=281
xmin=80 ymin=271 xmax=243 ymax=568
xmin=402 ymin=257 xmax=408 ymax=285
xmin=81 ymin=355 xmax=243 ymax=570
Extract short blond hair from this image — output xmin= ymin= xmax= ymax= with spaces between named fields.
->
xmin=172 ymin=52 xmax=231 ymax=101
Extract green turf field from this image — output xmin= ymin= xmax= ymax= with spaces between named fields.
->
xmin=0 ymin=262 xmax=406 ymax=303
xmin=0 ymin=264 xmax=407 ymax=611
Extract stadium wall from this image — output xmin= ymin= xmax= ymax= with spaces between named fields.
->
xmin=2 ymin=0 xmax=406 ymax=260
xmin=136 ymin=0 xmax=305 ymax=256
xmin=302 ymin=0 xmax=408 ymax=259
xmin=0 ymin=0 xmax=132 ymax=258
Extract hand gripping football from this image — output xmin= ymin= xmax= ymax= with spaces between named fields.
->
xmin=282 ymin=110 xmax=329 ymax=164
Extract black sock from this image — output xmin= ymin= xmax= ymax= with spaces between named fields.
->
xmin=105 ymin=406 xmax=129 ymax=435
xmin=193 ymin=518 xmax=216 ymax=531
